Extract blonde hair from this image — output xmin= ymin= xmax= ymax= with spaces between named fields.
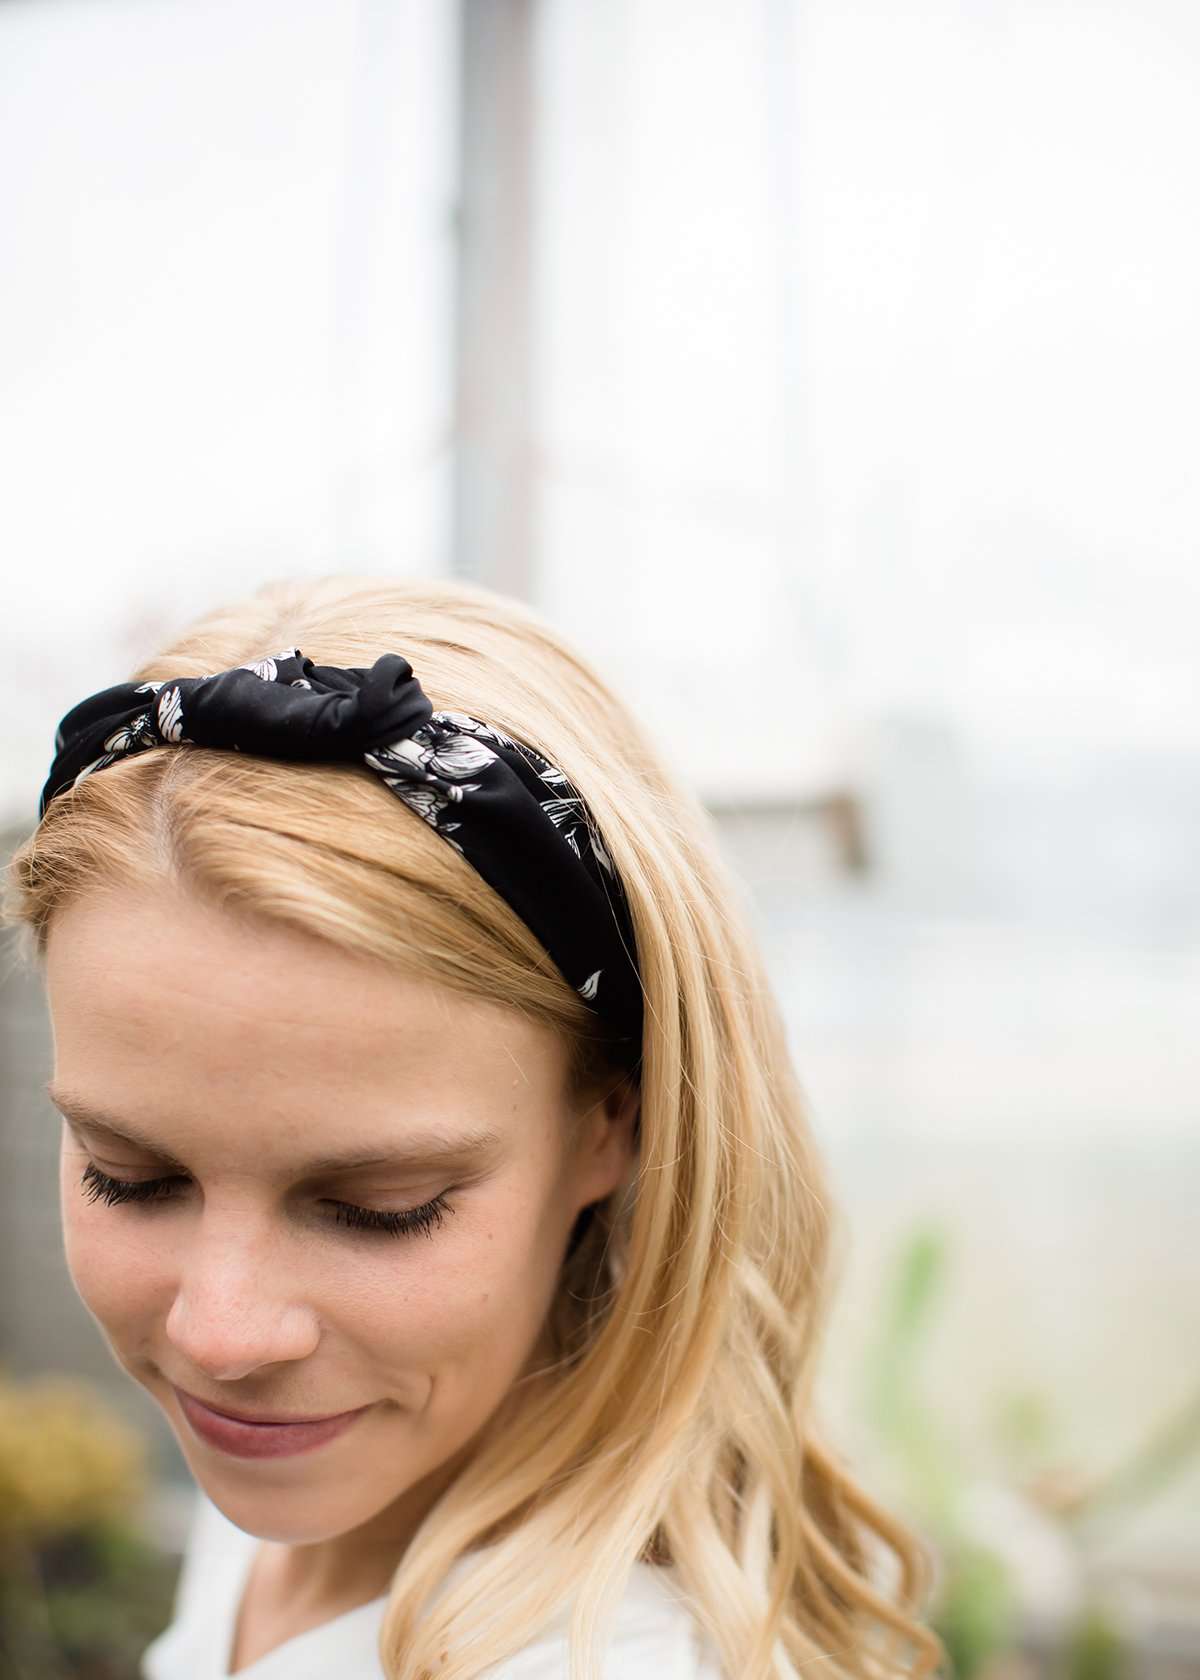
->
xmin=4 ymin=574 xmax=945 ymax=1680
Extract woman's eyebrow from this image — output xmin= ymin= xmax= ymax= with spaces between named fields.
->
xmin=44 ymin=1083 xmax=503 ymax=1175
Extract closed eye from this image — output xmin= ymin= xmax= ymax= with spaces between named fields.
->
xmin=76 ymin=1161 xmax=454 ymax=1240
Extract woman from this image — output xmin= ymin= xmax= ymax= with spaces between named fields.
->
xmin=5 ymin=575 xmax=944 ymax=1680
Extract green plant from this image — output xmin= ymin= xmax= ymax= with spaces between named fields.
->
xmin=0 ymin=1369 xmax=179 ymax=1680
xmin=862 ymin=1221 xmax=1200 ymax=1680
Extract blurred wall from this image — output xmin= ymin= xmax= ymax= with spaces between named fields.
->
xmin=531 ymin=0 xmax=1200 ymax=818
xmin=0 ymin=0 xmax=458 ymax=827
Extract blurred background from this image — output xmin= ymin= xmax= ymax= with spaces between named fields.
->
xmin=1 ymin=1 xmax=1198 ymax=1676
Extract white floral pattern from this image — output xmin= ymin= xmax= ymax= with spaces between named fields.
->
xmin=362 ymin=719 xmax=493 ymax=859
xmin=156 ymin=686 xmax=186 ymax=743
xmin=537 ymin=792 xmax=615 ymax=877
xmin=242 ymin=647 xmax=301 ymax=683
xmin=375 ymin=727 xmax=496 ymax=782
xmin=589 ymin=830 xmax=616 ymax=876
xmin=104 ymin=712 xmax=153 ymax=752
xmin=426 ymin=733 xmax=496 ymax=778
xmin=388 ymin=783 xmax=451 ymax=826
xmin=67 ymin=708 xmax=162 ymax=791
xmin=433 ymin=710 xmax=521 ymax=752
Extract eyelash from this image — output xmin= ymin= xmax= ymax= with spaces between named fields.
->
xmin=77 ymin=1161 xmax=455 ymax=1241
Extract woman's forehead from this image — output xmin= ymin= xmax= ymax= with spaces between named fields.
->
xmin=44 ymin=884 xmax=571 ymax=1113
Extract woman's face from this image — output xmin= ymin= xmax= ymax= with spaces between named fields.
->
xmin=43 ymin=880 xmax=638 ymax=1555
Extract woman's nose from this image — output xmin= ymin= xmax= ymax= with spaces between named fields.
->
xmin=163 ymin=1230 xmax=321 ymax=1382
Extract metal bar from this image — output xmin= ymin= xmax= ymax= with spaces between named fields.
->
xmin=451 ymin=0 xmax=537 ymax=596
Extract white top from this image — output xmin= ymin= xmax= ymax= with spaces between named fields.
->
xmin=141 ymin=1490 xmax=726 ymax=1679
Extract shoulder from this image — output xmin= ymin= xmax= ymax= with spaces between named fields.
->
xmin=489 ymin=1559 xmax=726 ymax=1679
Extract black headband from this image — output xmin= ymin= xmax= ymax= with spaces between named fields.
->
xmin=39 ymin=646 xmax=643 ymax=1066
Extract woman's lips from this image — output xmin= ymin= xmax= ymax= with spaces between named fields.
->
xmin=173 ymin=1386 xmax=372 ymax=1460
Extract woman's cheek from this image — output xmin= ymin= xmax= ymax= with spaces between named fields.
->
xmin=344 ymin=1226 xmax=511 ymax=1350
xmin=357 ymin=1213 xmax=545 ymax=1371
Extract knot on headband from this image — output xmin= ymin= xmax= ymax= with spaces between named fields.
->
xmin=40 ymin=646 xmax=643 ymax=1063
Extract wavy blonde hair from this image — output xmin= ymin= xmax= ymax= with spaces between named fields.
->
xmin=4 ymin=574 xmax=945 ymax=1680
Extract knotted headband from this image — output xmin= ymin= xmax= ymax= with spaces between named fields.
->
xmin=39 ymin=646 xmax=643 ymax=1065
